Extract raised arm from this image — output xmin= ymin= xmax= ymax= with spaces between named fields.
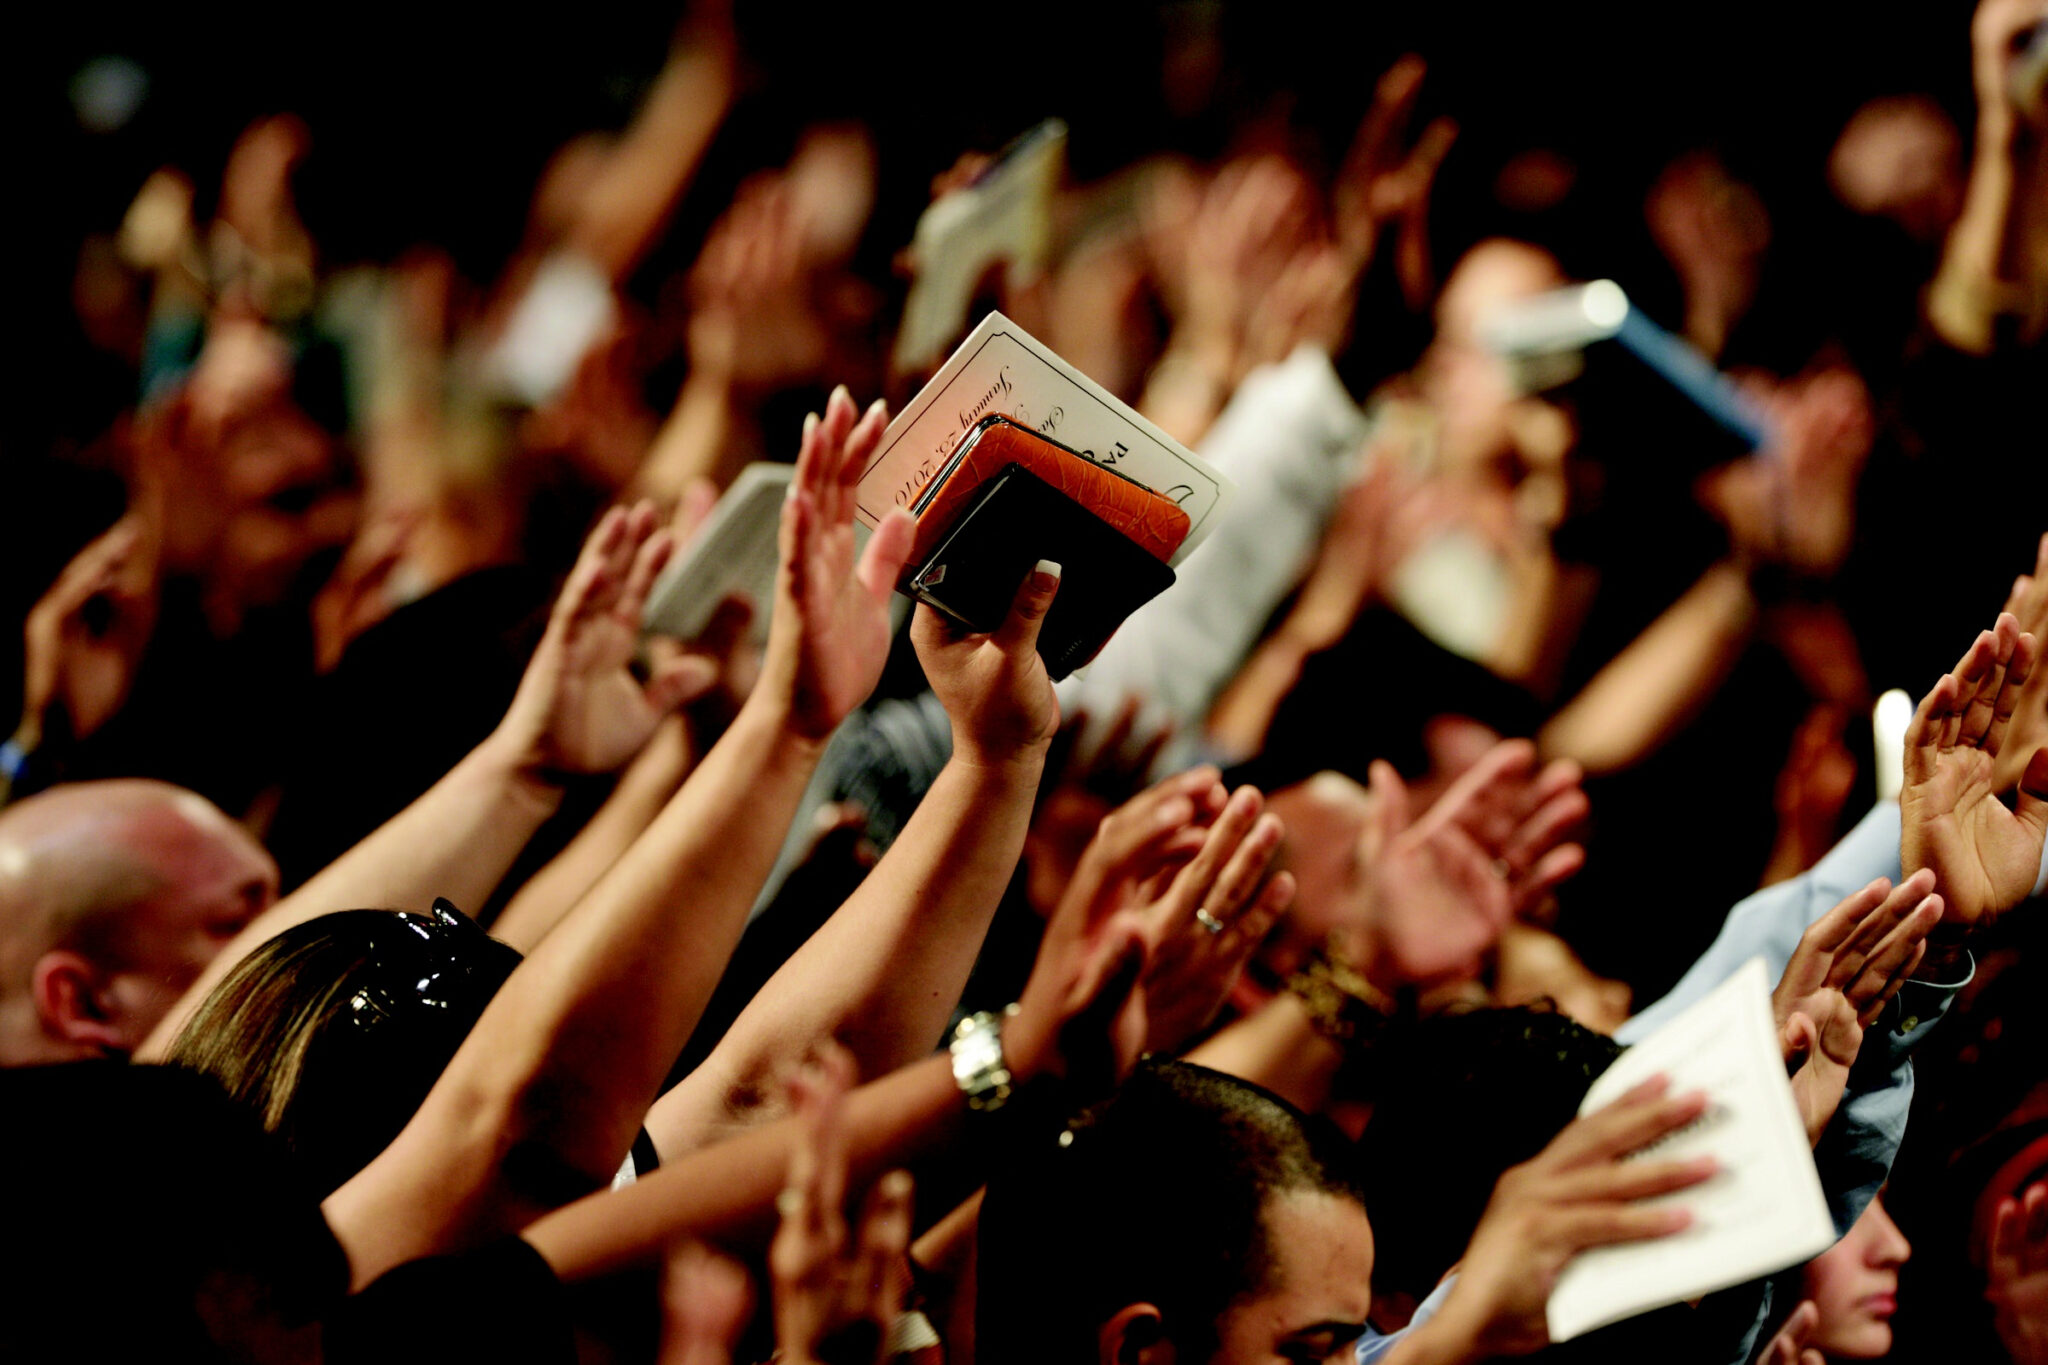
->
xmin=1927 ymin=0 xmax=2048 ymax=353
xmin=520 ymin=809 xmax=1159 ymax=1283
xmin=647 ymin=562 xmax=1063 ymax=1153
xmin=325 ymin=388 xmax=917 ymax=1285
xmin=137 ymin=503 xmax=710 ymax=1059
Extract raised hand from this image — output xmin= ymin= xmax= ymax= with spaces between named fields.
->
xmin=1771 ymin=869 xmax=1941 ymax=1143
xmin=495 ymin=502 xmax=719 ymax=778
xmin=1135 ymin=784 xmax=1296 ymax=1054
xmin=1354 ymin=740 xmax=1588 ymax=987
xmin=1002 ymin=774 xmax=1232 ymax=1094
xmin=1900 ymin=611 xmax=2048 ymax=938
xmin=909 ymin=562 xmax=1061 ymax=769
xmin=770 ymin=1045 xmax=915 ymax=1365
xmin=1332 ymin=55 xmax=1457 ymax=297
xmin=1424 ymin=1077 xmax=1715 ymax=1358
xmin=1989 ymin=1181 xmax=2048 ymax=1365
xmin=18 ymin=514 xmax=160 ymax=752
xmin=758 ymin=387 xmax=916 ymax=742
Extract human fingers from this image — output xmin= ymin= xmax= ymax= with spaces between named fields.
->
xmin=1547 ymin=1081 xmax=1708 ymax=1170
xmin=1153 ymin=786 xmax=1266 ymax=930
xmin=1515 ymin=843 xmax=1586 ymax=916
xmin=1550 ymin=1200 xmax=1695 ymax=1253
xmin=854 ymin=507 xmax=913 ymax=606
xmin=1783 ymin=1011 xmax=1819 ymax=1068
xmin=1499 ymin=782 xmax=1591 ymax=878
xmin=845 ymin=1170 xmax=914 ymax=1331
xmin=622 ymin=522 xmax=678 ymax=624
xmin=1434 ymin=738 xmax=1542 ymax=851
xmin=1182 ymin=809 xmax=1285 ymax=937
xmin=1547 ymin=1152 xmax=1718 ymax=1208
xmin=990 ymin=560 xmax=1061 ymax=659
xmin=1961 ymin=616 xmax=2023 ymax=749
xmin=1847 ymin=894 xmax=1942 ymax=1025
xmin=1828 ymin=869 xmax=1935 ymax=987
xmin=1805 ymin=877 xmax=1895 ymax=963
xmin=43 ymin=520 xmax=142 ymax=616
xmin=1758 ymin=1302 xmax=1820 ymax=1365
xmin=814 ymin=387 xmax=860 ymax=524
xmin=1903 ymin=671 xmax=1960 ymax=786
xmin=1943 ymin=630 xmax=1999 ymax=751
xmin=1986 ymin=629 xmax=2039 ymax=756
xmin=1349 ymin=55 xmax=1427 ymax=184
xmin=551 ymin=506 xmax=630 ymax=633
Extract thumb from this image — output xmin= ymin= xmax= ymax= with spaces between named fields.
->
xmin=992 ymin=559 xmax=1062 ymax=657
xmin=1782 ymin=1012 xmax=1817 ymax=1071
xmin=1365 ymin=759 xmax=1411 ymax=846
xmin=646 ymin=654 xmax=722 ymax=714
xmin=854 ymin=507 xmax=916 ymax=602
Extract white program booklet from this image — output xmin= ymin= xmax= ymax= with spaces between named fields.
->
xmin=640 ymin=463 xmax=792 ymax=645
xmin=1546 ymin=957 xmax=1836 ymax=1343
xmin=857 ymin=311 xmax=1232 ymax=566
xmin=893 ymin=120 xmax=1067 ymax=377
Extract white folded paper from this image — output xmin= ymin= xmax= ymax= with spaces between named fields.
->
xmin=1547 ymin=957 xmax=1836 ymax=1343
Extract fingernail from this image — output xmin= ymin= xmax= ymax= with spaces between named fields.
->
xmin=880 ymin=1170 xmax=913 ymax=1200
xmin=865 ymin=397 xmax=888 ymax=423
xmin=831 ymin=383 xmax=852 ymax=410
xmin=1035 ymin=558 xmax=1063 ymax=581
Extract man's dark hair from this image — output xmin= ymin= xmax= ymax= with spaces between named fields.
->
xmin=977 ymin=1058 xmax=1367 ymax=1365
xmin=1357 ymin=1005 xmax=1622 ymax=1303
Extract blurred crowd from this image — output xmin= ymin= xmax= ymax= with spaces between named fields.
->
xmin=7 ymin=0 xmax=2048 ymax=1361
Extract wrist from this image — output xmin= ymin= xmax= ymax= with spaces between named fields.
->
xmin=470 ymin=728 xmax=571 ymax=819
xmin=948 ymin=729 xmax=1053 ymax=778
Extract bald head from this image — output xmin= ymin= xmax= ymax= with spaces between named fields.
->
xmin=0 ymin=780 xmax=277 ymax=1063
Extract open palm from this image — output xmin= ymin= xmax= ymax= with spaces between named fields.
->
xmin=1901 ymin=612 xmax=2048 ymax=934
xmin=764 ymin=388 xmax=914 ymax=741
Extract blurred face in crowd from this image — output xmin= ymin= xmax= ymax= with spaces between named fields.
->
xmin=1203 ymin=1189 xmax=1376 ymax=1365
xmin=1418 ymin=239 xmax=1574 ymax=490
xmin=1802 ymin=1196 xmax=1910 ymax=1359
xmin=178 ymin=320 xmax=359 ymax=619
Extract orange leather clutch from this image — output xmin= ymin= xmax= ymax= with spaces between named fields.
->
xmin=903 ymin=415 xmax=1191 ymax=575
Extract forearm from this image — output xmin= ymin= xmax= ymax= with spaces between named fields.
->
xmin=1187 ymin=991 xmax=1342 ymax=1113
xmin=1538 ymin=560 xmax=1757 ymax=774
xmin=631 ymin=372 xmax=756 ymax=510
xmin=652 ymin=749 xmax=1044 ymax=1152
xmin=328 ymin=697 xmax=825 ymax=1278
xmin=568 ymin=38 xmax=735 ymax=282
xmin=136 ymin=730 xmax=563 ymax=1060
xmin=523 ymin=1053 xmax=965 ymax=1282
xmin=1928 ymin=112 xmax=2027 ymax=353
xmin=493 ymin=716 xmax=696 ymax=952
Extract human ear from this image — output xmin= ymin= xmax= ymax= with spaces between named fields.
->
xmin=30 ymin=951 xmax=133 ymax=1055
xmin=1099 ymin=1304 xmax=1176 ymax=1365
